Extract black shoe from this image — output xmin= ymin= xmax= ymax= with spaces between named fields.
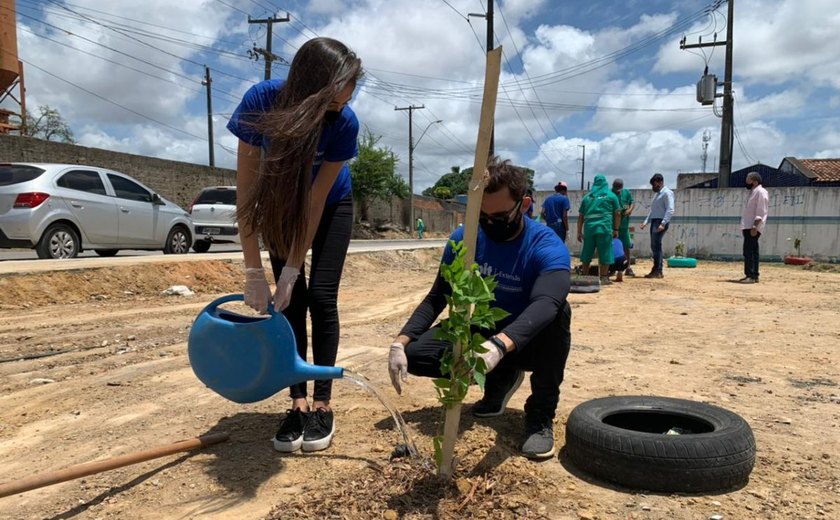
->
xmin=521 ymin=414 xmax=555 ymax=459
xmin=274 ymin=409 xmax=308 ymax=452
xmin=472 ymin=370 xmax=525 ymax=418
xmin=302 ymin=407 xmax=335 ymax=452
xmin=625 ymin=267 xmax=636 ymax=277
xmin=644 ymin=270 xmax=663 ymax=279
xmin=738 ymin=277 xmax=757 ymax=284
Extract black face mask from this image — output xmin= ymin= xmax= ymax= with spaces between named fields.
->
xmin=324 ymin=110 xmax=341 ymax=124
xmin=479 ymin=200 xmax=523 ymax=242
xmin=745 ymin=182 xmax=755 ymax=190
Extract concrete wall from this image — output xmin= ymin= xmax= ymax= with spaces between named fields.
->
xmin=1 ymin=135 xmax=232 ymax=208
xmin=535 ymin=187 xmax=840 ymax=263
xmin=366 ymin=195 xmax=465 ymax=234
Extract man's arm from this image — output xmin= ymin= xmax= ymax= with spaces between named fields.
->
xmin=662 ymin=189 xmax=675 ymax=226
xmin=498 ymin=270 xmax=570 ymax=350
xmin=393 ymin=271 xmax=451 ymax=345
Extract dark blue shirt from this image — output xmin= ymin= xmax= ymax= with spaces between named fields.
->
xmin=542 ymin=193 xmax=570 ymax=225
xmin=226 ymin=79 xmax=359 ymax=205
xmin=442 ymin=217 xmax=570 ymax=328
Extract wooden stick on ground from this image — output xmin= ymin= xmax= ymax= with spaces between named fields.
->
xmin=0 ymin=432 xmax=229 ymax=499
xmin=439 ymin=46 xmax=502 ymax=478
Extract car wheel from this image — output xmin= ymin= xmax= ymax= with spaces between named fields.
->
xmin=94 ymin=249 xmax=119 ymax=257
xmin=36 ymin=223 xmax=80 ymax=259
xmin=164 ymin=225 xmax=191 ymax=254
xmin=192 ymin=240 xmax=211 ymax=253
xmin=564 ymin=396 xmax=756 ymax=493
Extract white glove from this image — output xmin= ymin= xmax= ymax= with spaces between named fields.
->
xmin=244 ymin=267 xmax=271 ymax=314
xmin=273 ymin=266 xmax=300 ymax=312
xmin=388 ymin=343 xmax=409 ymax=395
xmin=478 ymin=339 xmax=506 ymax=373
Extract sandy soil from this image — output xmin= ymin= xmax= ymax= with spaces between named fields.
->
xmin=0 ymin=251 xmax=838 ymax=520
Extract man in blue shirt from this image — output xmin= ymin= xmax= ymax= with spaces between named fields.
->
xmin=388 ymin=158 xmax=572 ymax=459
xmin=541 ymin=181 xmax=571 ymax=242
xmin=640 ymin=173 xmax=675 ymax=278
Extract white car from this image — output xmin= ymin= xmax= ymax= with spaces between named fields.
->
xmin=0 ymin=163 xmax=194 ymax=259
xmin=188 ymin=186 xmax=239 ymax=253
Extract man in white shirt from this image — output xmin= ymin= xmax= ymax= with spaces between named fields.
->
xmin=739 ymin=172 xmax=770 ymax=283
xmin=640 ymin=173 xmax=675 ymax=278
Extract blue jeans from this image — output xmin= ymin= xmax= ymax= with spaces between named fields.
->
xmin=548 ymin=222 xmax=567 ymax=243
xmin=649 ymin=219 xmax=669 ymax=272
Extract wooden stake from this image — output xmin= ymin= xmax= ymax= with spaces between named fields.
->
xmin=0 ymin=433 xmax=229 ymax=498
xmin=439 ymin=47 xmax=502 ymax=477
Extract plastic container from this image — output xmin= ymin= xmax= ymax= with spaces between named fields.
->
xmin=188 ymin=294 xmax=343 ymax=403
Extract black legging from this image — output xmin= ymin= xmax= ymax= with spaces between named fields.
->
xmin=404 ymin=301 xmax=572 ymax=420
xmin=269 ymin=195 xmax=353 ymax=403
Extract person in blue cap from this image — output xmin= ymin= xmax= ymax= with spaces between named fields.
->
xmin=227 ymin=37 xmax=362 ymax=453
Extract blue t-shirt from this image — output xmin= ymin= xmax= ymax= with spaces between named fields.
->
xmin=442 ymin=218 xmax=570 ymax=328
xmin=226 ymin=79 xmax=359 ymax=205
xmin=612 ymin=237 xmax=626 ymax=261
xmin=542 ymin=194 xmax=570 ymax=226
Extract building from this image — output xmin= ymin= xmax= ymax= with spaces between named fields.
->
xmin=678 ymin=157 xmax=840 ymax=188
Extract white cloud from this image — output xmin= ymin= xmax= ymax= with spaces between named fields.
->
xmin=654 ymin=0 xmax=840 ymax=90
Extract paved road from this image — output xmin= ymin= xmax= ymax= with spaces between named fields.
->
xmin=0 ymin=239 xmax=447 ymax=275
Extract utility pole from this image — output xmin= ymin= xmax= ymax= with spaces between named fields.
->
xmin=468 ymin=2 xmax=494 ymax=156
xmin=395 ymin=105 xmax=425 ymax=231
xmin=578 ymin=144 xmax=586 ymax=190
xmin=201 ymin=65 xmax=214 ymax=168
xmin=681 ymin=0 xmax=734 ymax=187
xmin=247 ymin=13 xmax=290 ymax=81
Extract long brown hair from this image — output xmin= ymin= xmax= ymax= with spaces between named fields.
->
xmin=238 ymin=37 xmax=362 ymax=258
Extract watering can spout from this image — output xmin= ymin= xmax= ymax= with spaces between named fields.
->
xmin=188 ymin=294 xmax=346 ymax=404
xmin=296 ymin=359 xmax=344 ymax=382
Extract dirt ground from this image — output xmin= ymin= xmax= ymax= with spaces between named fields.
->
xmin=0 ymin=251 xmax=838 ymax=520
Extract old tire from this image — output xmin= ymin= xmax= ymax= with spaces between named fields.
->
xmin=667 ymin=256 xmax=698 ymax=268
xmin=94 ymin=249 xmax=119 ymax=257
xmin=783 ymin=256 xmax=811 ymax=266
xmin=36 ymin=223 xmax=80 ymax=259
xmin=564 ymin=396 xmax=756 ymax=493
xmin=570 ymin=275 xmax=600 ymax=294
xmin=192 ymin=240 xmax=211 ymax=253
xmin=164 ymin=225 xmax=191 ymax=255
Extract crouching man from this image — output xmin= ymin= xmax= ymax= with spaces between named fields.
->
xmin=387 ymin=157 xmax=572 ymax=459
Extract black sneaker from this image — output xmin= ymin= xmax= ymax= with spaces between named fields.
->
xmin=472 ymin=370 xmax=525 ymax=418
xmin=274 ymin=409 xmax=308 ymax=452
xmin=302 ymin=407 xmax=335 ymax=452
xmin=521 ymin=415 xmax=555 ymax=459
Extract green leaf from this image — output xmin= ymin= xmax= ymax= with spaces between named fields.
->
xmin=473 ymin=369 xmax=486 ymax=391
xmin=433 ymin=378 xmax=451 ymax=389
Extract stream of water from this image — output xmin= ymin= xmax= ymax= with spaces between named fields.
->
xmin=340 ymin=370 xmax=420 ymax=458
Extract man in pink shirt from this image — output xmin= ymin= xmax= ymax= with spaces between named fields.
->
xmin=740 ymin=172 xmax=769 ymax=283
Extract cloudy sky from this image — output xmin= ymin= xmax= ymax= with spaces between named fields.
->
xmin=4 ymin=0 xmax=839 ymax=190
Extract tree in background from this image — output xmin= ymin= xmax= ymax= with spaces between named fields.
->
xmin=350 ymin=128 xmax=408 ymax=222
xmin=423 ymin=166 xmax=472 ymax=198
xmin=423 ymin=164 xmax=535 ymax=199
xmin=23 ymin=105 xmax=76 ymax=143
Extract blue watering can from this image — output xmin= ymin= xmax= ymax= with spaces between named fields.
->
xmin=187 ymin=294 xmax=344 ymax=404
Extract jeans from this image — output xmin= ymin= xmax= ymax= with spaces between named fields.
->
xmin=548 ymin=222 xmax=567 ymax=243
xmin=649 ymin=218 xmax=669 ymax=272
xmin=269 ymin=195 xmax=353 ymax=402
xmin=742 ymin=229 xmax=761 ymax=280
xmin=404 ymin=301 xmax=572 ymax=419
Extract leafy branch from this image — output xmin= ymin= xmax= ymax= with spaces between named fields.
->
xmin=431 ymin=240 xmax=509 ymax=467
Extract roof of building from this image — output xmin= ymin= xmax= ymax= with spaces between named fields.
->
xmin=799 ymin=158 xmax=840 ymax=183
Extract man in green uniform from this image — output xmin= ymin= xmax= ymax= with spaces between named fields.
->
xmin=416 ymin=217 xmax=425 ymax=239
xmin=576 ymin=175 xmax=621 ymax=285
xmin=612 ymin=178 xmax=636 ymax=277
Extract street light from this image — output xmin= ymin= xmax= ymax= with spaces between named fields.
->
xmin=408 ymin=119 xmax=442 ymax=230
